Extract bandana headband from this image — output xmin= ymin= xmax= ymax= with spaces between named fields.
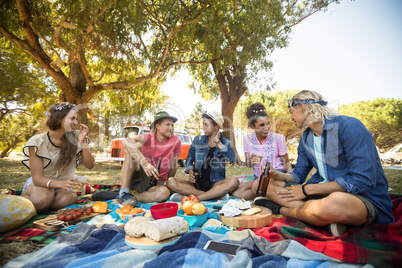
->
xmin=45 ymin=103 xmax=77 ymax=117
xmin=288 ymin=99 xmax=328 ymax=108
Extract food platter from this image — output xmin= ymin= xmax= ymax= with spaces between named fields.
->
xmin=125 ymin=235 xmax=181 ymax=250
xmin=218 ymin=205 xmax=272 ymax=228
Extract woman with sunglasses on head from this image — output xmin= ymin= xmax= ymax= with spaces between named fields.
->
xmin=21 ymin=103 xmax=95 ymax=212
xmin=232 ymin=103 xmax=292 ymax=200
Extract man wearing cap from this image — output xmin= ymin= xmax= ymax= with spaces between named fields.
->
xmin=118 ymin=111 xmax=182 ymax=205
xmin=167 ymin=111 xmax=239 ymax=201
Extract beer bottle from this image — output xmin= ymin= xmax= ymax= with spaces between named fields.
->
xmin=256 ymin=162 xmax=270 ymax=197
xmin=150 ymin=159 xmax=161 ymax=187
xmin=193 ymin=162 xmax=201 ymax=189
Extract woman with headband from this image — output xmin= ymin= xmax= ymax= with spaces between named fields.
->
xmin=21 ymin=103 xmax=95 ymax=212
xmin=232 ymin=103 xmax=292 ymax=200
xmin=255 ymin=90 xmax=395 ymax=236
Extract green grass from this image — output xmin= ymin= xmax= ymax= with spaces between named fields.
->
xmin=1 ymin=158 xmax=401 ymax=194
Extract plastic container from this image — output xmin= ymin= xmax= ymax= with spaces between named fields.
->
xmin=177 ymin=209 xmax=208 ymax=227
xmin=150 ymin=203 xmax=178 ymax=220
xmin=117 ymin=210 xmax=146 ymax=222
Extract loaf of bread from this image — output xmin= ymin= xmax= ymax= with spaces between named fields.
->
xmin=144 ymin=216 xmax=189 ymax=242
xmin=125 ymin=216 xmax=189 ymax=242
xmin=124 ymin=216 xmax=151 ymax=237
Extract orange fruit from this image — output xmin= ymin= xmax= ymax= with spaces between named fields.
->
xmin=182 ymin=200 xmax=196 ymax=215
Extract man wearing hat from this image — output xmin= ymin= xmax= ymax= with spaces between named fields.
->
xmin=167 ymin=111 xmax=239 ymax=201
xmin=119 ymin=111 xmax=182 ymax=205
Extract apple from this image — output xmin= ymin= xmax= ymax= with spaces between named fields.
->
xmin=192 ymin=203 xmax=206 ymax=216
xmin=181 ymin=195 xmax=190 ymax=204
xmin=188 ymin=194 xmax=200 ymax=203
xmin=183 ymin=200 xmax=196 ymax=215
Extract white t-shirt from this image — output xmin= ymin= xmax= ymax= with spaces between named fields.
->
xmin=22 ymin=131 xmax=83 ymax=180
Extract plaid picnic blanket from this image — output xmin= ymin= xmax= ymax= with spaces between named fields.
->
xmin=248 ymin=194 xmax=402 ymax=267
xmin=6 ymin=223 xmax=365 ymax=268
xmin=0 ymin=185 xmax=121 ymax=243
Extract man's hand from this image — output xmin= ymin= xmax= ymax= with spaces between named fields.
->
xmin=143 ymin=163 xmax=159 ymax=179
xmin=277 ymin=184 xmax=305 ymax=202
xmin=188 ymin=169 xmax=195 ymax=183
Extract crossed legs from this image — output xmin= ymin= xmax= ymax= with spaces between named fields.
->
xmin=266 ymin=179 xmax=368 ymax=227
xmin=166 ymin=177 xmax=239 ymax=201
xmin=120 ymin=153 xmax=170 ymax=203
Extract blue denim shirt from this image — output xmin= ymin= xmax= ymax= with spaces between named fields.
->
xmin=291 ymin=115 xmax=395 ymax=224
xmin=185 ymin=134 xmax=236 ymax=182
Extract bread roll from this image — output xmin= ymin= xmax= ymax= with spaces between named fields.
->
xmin=145 ymin=216 xmax=189 ymax=242
xmin=124 ymin=216 xmax=151 ymax=237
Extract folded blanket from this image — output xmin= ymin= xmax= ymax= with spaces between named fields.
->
xmin=6 ymin=223 xmax=367 ymax=268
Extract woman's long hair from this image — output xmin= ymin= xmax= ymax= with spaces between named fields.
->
xmin=46 ymin=103 xmax=78 ymax=178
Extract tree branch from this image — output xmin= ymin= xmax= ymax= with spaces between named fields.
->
xmin=77 ymin=39 xmax=94 ymax=87
xmin=84 ymin=0 xmax=117 ymax=34
xmin=54 ymin=19 xmax=74 ymax=53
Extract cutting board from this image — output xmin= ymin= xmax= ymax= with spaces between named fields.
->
xmin=218 ymin=205 xmax=272 ymax=228
xmin=33 ymin=210 xmax=111 ymax=231
xmin=125 ymin=235 xmax=180 ymax=250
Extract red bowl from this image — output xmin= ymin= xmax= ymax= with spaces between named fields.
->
xmin=150 ymin=202 xmax=178 ymax=219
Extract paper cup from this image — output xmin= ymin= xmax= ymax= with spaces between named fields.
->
xmin=72 ymin=176 xmax=88 ymax=192
xmin=251 ymin=154 xmax=263 ymax=164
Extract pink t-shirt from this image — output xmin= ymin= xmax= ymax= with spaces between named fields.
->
xmin=141 ymin=133 xmax=182 ymax=182
xmin=243 ymin=132 xmax=288 ymax=177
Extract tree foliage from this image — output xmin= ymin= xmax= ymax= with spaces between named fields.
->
xmin=185 ymin=102 xmax=206 ymax=136
xmin=339 ymin=98 xmax=402 ymax=150
xmin=182 ymin=0 xmax=340 ymax=159
xmin=0 ymin=0 xmax=213 ymax=123
xmin=0 ymin=38 xmax=57 ymax=122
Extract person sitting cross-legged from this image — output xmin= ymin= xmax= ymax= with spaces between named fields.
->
xmin=167 ymin=111 xmax=239 ymax=201
xmin=118 ymin=111 xmax=182 ymax=205
xmin=254 ymin=90 xmax=395 ymax=237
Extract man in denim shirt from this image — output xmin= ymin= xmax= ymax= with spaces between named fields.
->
xmin=255 ymin=90 xmax=395 ymax=236
xmin=167 ymin=111 xmax=239 ymax=201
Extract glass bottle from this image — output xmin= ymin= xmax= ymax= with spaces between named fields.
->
xmin=150 ymin=159 xmax=161 ymax=187
xmin=256 ymin=162 xmax=270 ymax=197
xmin=193 ymin=162 xmax=200 ymax=189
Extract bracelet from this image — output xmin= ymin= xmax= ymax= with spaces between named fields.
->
xmin=302 ymin=184 xmax=309 ymax=197
xmin=46 ymin=180 xmax=53 ymax=189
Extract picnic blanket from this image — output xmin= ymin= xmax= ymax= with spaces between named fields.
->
xmin=247 ymin=194 xmax=402 ymax=267
xmin=3 ymin=187 xmax=401 ymax=267
xmin=5 ymin=223 xmax=370 ymax=268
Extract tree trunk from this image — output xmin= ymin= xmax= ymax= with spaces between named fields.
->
xmin=213 ymin=63 xmax=247 ymax=165
xmin=0 ymin=138 xmax=20 ymax=158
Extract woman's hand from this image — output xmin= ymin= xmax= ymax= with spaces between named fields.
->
xmin=188 ymin=169 xmax=196 ymax=183
xmin=59 ymin=178 xmax=80 ymax=192
xmin=78 ymin=124 xmax=89 ymax=143
xmin=277 ymin=185 xmax=305 ymax=202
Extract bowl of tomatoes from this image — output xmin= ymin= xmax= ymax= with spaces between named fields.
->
xmin=116 ymin=205 xmax=145 ymax=222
